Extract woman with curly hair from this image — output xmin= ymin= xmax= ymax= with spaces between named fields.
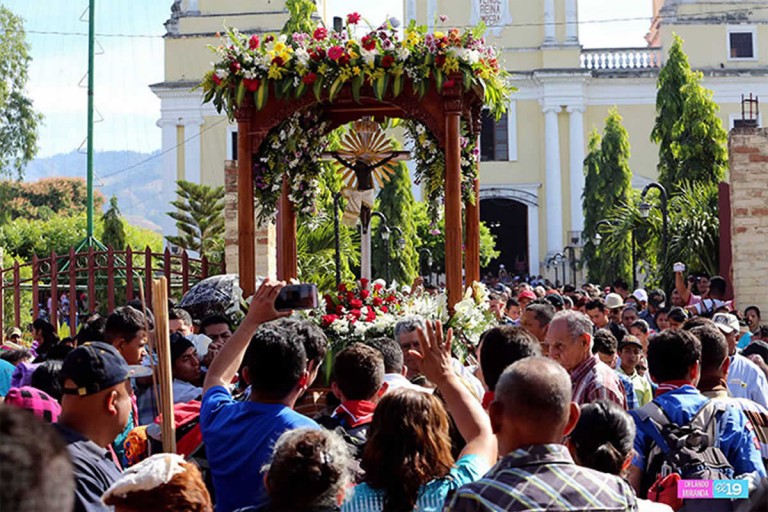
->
xmin=343 ymin=320 xmax=496 ymax=512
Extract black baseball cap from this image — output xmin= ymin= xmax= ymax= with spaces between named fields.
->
xmin=619 ymin=337 xmax=643 ymax=351
xmin=170 ymin=333 xmax=195 ymax=364
xmin=648 ymin=289 xmax=666 ymax=308
xmin=60 ymin=342 xmax=152 ymax=396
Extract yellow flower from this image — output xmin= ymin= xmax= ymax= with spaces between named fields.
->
xmin=348 ymin=49 xmax=359 ymax=59
xmin=273 ymin=42 xmax=287 ymax=53
xmin=268 ymin=64 xmax=285 ymax=79
xmin=434 ymin=31 xmax=445 ymax=39
xmin=406 ymin=31 xmax=421 ymax=46
xmin=390 ymin=63 xmax=405 ymax=76
xmin=352 ymin=66 xmax=361 ymax=76
xmin=443 ymin=56 xmax=459 ymax=73
xmin=318 ymin=62 xmax=330 ymax=75
xmin=367 ymin=68 xmax=385 ymax=81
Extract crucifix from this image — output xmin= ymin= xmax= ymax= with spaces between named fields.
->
xmin=322 ymin=118 xmax=409 ymax=280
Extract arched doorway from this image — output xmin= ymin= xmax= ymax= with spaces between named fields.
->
xmin=481 ymin=198 xmax=529 ymax=278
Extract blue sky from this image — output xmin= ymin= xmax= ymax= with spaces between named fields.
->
xmin=6 ymin=0 xmax=652 ymax=160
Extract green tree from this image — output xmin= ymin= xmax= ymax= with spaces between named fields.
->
xmin=581 ymin=129 xmax=602 ymax=279
xmin=0 ymin=6 xmax=42 ymax=179
xmin=166 ymin=180 xmax=225 ymax=261
xmin=101 ymin=196 xmax=126 ymax=250
xmin=372 ymin=162 xmax=419 ymax=285
xmin=652 ymin=35 xmax=727 ymax=194
xmin=0 ymin=177 xmax=105 ymax=223
xmin=582 ymin=109 xmax=633 ymax=285
xmin=282 ymin=0 xmax=317 ymax=36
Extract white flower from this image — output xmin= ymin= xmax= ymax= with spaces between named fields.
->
xmin=295 ymin=47 xmax=310 ymax=67
xmin=215 ymin=69 xmax=229 ymax=80
xmin=397 ymin=47 xmax=410 ymax=61
xmin=360 ymin=48 xmax=378 ymax=66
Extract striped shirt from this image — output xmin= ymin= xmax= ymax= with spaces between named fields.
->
xmin=571 ymin=354 xmax=628 ymax=409
xmin=445 ymin=444 xmax=638 ymax=511
xmin=703 ymin=386 xmax=768 ymax=463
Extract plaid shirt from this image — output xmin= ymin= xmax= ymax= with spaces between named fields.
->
xmin=571 ymin=354 xmax=627 ymax=409
xmin=445 ymin=444 xmax=638 ymax=511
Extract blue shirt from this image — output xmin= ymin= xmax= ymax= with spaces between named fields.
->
xmin=728 ymin=354 xmax=768 ymax=408
xmin=200 ymin=386 xmax=319 ymax=512
xmin=617 ymin=372 xmax=638 ymax=410
xmin=343 ymin=454 xmax=489 ymax=512
xmin=629 ymin=385 xmax=766 ymax=477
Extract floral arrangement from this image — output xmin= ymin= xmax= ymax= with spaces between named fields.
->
xmin=253 ymin=107 xmax=330 ymax=222
xmin=404 ymin=119 xmax=480 ymax=220
xmin=201 ymin=16 xmax=511 ymax=119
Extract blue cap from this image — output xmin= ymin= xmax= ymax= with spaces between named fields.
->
xmin=60 ymin=342 xmax=152 ymax=396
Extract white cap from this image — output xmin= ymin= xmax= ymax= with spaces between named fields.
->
xmin=605 ymin=293 xmax=624 ymax=310
xmin=632 ymin=289 xmax=648 ymax=303
xmin=713 ymin=313 xmax=739 ymax=335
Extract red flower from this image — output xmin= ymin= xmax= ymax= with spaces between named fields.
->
xmin=310 ymin=48 xmax=326 ymax=61
xmin=313 ymin=27 xmax=328 ymax=41
xmin=346 ymin=291 xmax=355 ymax=302
xmin=272 ymin=56 xmax=284 ymax=67
xmin=249 ymin=34 xmax=260 ymax=50
xmin=338 ymin=54 xmax=350 ymax=66
xmin=302 ymin=72 xmax=318 ymax=85
xmin=338 ymin=283 xmax=348 ymax=293
xmin=264 ymin=35 xmax=275 ymax=43
xmin=361 ymin=36 xmax=376 ymax=51
xmin=381 ymin=55 xmax=394 ymax=68
xmin=328 ymin=46 xmax=344 ymax=61
xmin=374 ymin=283 xmax=383 ymax=292
xmin=229 ymin=60 xmax=241 ymax=73
xmin=360 ymin=289 xmax=370 ymax=300
xmin=335 ymin=305 xmax=344 ymax=314
xmin=350 ymin=309 xmax=362 ymax=319
xmin=243 ymin=78 xmax=261 ymax=92
xmin=321 ymin=314 xmax=339 ymax=327
xmin=360 ymin=277 xmax=370 ymax=288
xmin=366 ymin=310 xmax=376 ymax=322
xmin=212 ymin=73 xmax=223 ymax=86
xmin=347 ymin=12 xmax=362 ymax=25
xmin=380 ymin=305 xmax=389 ymax=313
xmin=372 ymin=297 xmax=383 ymax=306
xmin=386 ymin=295 xmax=397 ymax=303
xmin=350 ymin=299 xmax=363 ymax=309
xmin=435 ymin=54 xmax=446 ymax=67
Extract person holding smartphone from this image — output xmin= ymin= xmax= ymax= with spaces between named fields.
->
xmin=673 ymin=262 xmax=731 ymax=316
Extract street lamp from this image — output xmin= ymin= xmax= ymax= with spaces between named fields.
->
xmin=592 ymin=232 xmax=603 ymax=247
xmin=564 ymin=246 xmax=579 ymax=286
xmin=418 ymin=247 xmax=433 ymax=285
xmin=640 ymin=182 xmax=669 ymax=253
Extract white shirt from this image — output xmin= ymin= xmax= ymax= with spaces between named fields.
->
xmin=172 ymin=379 xmax=202 ymax=404
xmin=382 ymin=373 xmax=434 ymax=394
xmin=728 ymin=354 xmax=768 ymax=408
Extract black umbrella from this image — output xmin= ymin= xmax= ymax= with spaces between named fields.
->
xmin=177 ymin=274 xmax=244 ymax=320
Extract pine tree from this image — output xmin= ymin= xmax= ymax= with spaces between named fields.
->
xmin=582 ymin=109 xmax=633 ymax=285
xmin=101 ymin=195 xmax=126 ymax=250
xmin=652 ymin=35 xmax=727 ymax=194
xmin=372 ymin=162 xmax=419 ymax=285
xmin=166 ymin=180 xmax=225 ymax=261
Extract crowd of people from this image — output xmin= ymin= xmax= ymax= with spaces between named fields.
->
xmin=2 ymin=264 xmax=768 ymax=511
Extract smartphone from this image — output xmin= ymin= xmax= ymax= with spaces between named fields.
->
xmin=274 ymin=284 xmax=319 ymax=311
xmin=673 ymin=262 xmax=686 ymax=273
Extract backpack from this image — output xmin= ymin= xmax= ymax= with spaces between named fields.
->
xmin=635 ymin=399 xmax=735 ymax=512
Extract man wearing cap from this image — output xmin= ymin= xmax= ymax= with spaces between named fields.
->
xmin=170 ymin=333 xmax=203 ymax=403
xmin=55 ymin=342 xmax=151 ymax=512
xmin=714 ymin=312 xmax=768 ymax=407
xmin=617 ymin=336 xmax=653 ymax=407
xmin=586 ymin=297 xmax=627 ymax=343
xmin=4 ymin=326 xmax=23 ymax=349
xmin=517 ymin=289 xmax=536 ymax=310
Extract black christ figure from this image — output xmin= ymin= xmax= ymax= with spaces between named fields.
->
xmin=330 ymin=151 xmax=399 ymax=233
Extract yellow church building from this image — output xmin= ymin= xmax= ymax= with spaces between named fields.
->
xmin=152 ymin=0 xmax=768 ymax=282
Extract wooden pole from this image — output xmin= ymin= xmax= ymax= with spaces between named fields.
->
xmin=465 ymin=176 xmax=481 ymax=286
xmin=152 ymin=277 xmax=176 ymax=454
xmin=276 ymin=175 xmax=298 ymax=281
xmin=237 ymin=119 xmax=256 ymax=297
xmin=444 ymin=107 xmax=463 ymax=311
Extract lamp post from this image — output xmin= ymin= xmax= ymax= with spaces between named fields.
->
xmin=595 ymin=219 xmax=637 ymax=289
xmin=564 ymin=246 xmax=579 ymax=286
xmin=546 ymin=257 xmax=559 ymax=287
xmin=333 ymin=191 xmax=342 ymax=288
xmin=418 ymin=247 xmax=433 ymax=285
xmin=639 ymin=182 xmax=669 ymax=263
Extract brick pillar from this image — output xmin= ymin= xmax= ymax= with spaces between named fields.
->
xmin=224 ymin=160 xmax=276 ymax=280
xmin=728 ymin=127 xmax=768 ymax=312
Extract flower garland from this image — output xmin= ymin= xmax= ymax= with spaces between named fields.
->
xmin=201 ymin=17 xmax=511 ymax=120
xmin=254 ymin=107 xmax=329 ymax=222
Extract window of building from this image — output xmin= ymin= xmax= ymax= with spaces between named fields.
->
xmin=727 ymin=27 xmax=757 ymax=60
xmin=480 ymin=110 xmax=509 ymax=161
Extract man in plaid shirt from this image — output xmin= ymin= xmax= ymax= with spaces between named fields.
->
xmin=445 ymin=357 xmax=637 ymax=511
xmin=548 ymin=310 xmax=627 ymax=409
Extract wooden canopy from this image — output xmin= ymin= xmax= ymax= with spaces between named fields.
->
xmin=235 ymin=76 xmax=484 ymax=308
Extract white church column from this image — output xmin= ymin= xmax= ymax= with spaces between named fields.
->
xmin=528 ymin=202 xmax=541 ymax=277
xmin=182 ymin=120 xmax=202 ymax=184
xmin=405 ymin=0 xmax=416 ymax=24
xmin=565 ymin=0 xmax=578 ymax=43
xmin=160 ymin=119 xmax=178 ymax=235
xmin=568 ymin=106 xmax=585 ymax=233
xmin=544 ymin=0 xmax=556 ymax=44
xmin=543 ymin=105 xmax=563 ymax=255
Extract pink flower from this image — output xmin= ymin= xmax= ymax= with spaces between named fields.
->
xmin=313 ymin=27 xmax=328 ymax=41
xmin=328 ymin=46 xmax=344 ymax=61
xmin=249 ymin=35 xmax=260 ymax=50
xmin=347 ymin=12 xmax=362 ymax=25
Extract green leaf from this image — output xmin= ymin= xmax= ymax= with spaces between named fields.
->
xmin=313 ymin=76 xmax=325 ymax=100
xmin=392 ymin=74 xmax=404 ymax=98
xmin=462 ymin=69 xmax=472 ymax=90
xmin=415 ymin=80 xmax=427 ymax=99
xmin=328 ymin=76 xmax=344 ymax=102
xmin=254 ymin=80 xmax=269 ymax=110
xmin=351 ymin=75 xmax=363 ymax=103
xmin=435 ymin=69 xmax=444 ymax=92
xmin=280 ymin=77 xmax=293 ymax=97
xmin=373 ymin=74 xmax=389 ymax=101
xmin=295 ymin=81 xmax=306 ymax=99
xmin=235 ymin=80 xmax=246 ymax=107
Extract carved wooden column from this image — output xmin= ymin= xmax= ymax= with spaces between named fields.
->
xmin=444 ymin=94 xmax=463 ymax=310
xmin=237 ymin=117 xmax=256 ymax=297
xmin=276 ymin=175 xmax=298 ymax=281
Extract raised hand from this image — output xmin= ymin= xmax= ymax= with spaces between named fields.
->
xmin=412 ymin=320 xmax=454 ymax=386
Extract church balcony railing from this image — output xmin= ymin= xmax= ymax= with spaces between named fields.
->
xmin=580 ymin=47 xmax=663 ymax=71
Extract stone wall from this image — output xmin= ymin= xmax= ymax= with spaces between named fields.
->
xmin=728 ymin=127 xmax=768 ymax=312
xmin=224 ymin=160 xmax=276 ymax=280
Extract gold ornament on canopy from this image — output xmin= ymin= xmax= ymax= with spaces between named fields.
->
xmin=335 ymin=118 xmax=400 ymax=190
